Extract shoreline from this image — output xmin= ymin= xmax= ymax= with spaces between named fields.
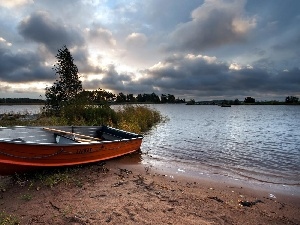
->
xmin=119 ymin=153 xmax=300 ymax=206
xmin=144 ymin=161 xmax=300 ymax=200
xmin=1 ymin=154 xmax=299 ymax=224
xmin=139 ymin=152 xmax=300 ymax=200
xmin=147 ymin=164 xmax=300 ymax=207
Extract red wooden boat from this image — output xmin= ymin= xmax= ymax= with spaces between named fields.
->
xmin=0 ymin=125 xmax=143 ymax=175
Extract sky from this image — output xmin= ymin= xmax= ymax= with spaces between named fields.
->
xmin=0 ymin=0 xmax=299 ymax=101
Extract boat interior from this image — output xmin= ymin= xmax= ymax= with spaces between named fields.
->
xmin=0 ymin=126 xmax=142 ymax=145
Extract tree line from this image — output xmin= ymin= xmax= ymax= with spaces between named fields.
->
xmin=0 ymin=98 xmax=44 ymax=104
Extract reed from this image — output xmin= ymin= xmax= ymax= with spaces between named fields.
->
xmin=0 ymin=104 xmax=163 ymax=134
xmin=115 ymin=105 xmax=163 ymax=133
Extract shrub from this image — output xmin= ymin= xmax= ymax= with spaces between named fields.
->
xmin=115 ymin=105 xmax=163 ymax=133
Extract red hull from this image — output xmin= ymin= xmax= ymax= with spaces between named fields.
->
xmin=0 ymin=126 xmax=143 ymax=175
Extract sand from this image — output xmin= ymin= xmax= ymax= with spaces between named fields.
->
xmin=0 ymin=154 xmax=299 ymax=225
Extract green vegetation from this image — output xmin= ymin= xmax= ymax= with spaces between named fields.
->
xmin=115 ymin=105 xmax=163 ymax=133
xmin=20 ymin=193 xmax=32 ymax=201
xmin=45 ymin=45 xmax=83 ymax=115
xmin=0 ymin=211 xmax=19 ymax=225
xmin=285 ymin=96 xmax=299 ymax=104
xmin=12 ymin=167 xmax=84 ymax=189
xmin=0 ymin=104 xmax=162 ymax=134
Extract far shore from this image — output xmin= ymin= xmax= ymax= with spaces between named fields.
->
xmin=0 ymin=103 xmax=45 ymax=105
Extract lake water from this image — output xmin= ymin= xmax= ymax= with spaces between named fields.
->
xmin=1 ymin=104 xmax=299 ymax=195
xmin=140 ymin=104 xmax=300 ymax=196
xmin=0 ymin=105 xmax=42 ymax=114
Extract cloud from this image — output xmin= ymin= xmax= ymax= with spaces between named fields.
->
xmin=137 ymin=53 xmax=300 ymax=99
xmin=0 ymin=0 xmax=299 ymax=100
xmin=84 ymin=64 xmax=137 ymax=92
xmin=0 ymin=46 xmax=52 ymax=83
xmin=69 ymin=46 xmax=103 ymax=75
xmin=126 ymin=32 xmax=148 ymax=48
xmin=87 ymin=26 xmax=116 ymax=47
xmin=0 ymin=37 xmax=12 ymax=46
xmin=82 ymin=51 xmax=300 ymax=100
xmin=18 ymin=11 xmax=84 ymax=53
xmin=0 ymin=0 xmax=33 ymax=8
xmin=167 ymin=0 xmax=256 ymax=52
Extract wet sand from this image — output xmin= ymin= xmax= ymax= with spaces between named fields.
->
xmin=0 ymin=154 xmax=300 ymax=224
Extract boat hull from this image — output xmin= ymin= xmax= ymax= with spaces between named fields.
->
xmin=0 ymin=126 xmax=143 ymax=175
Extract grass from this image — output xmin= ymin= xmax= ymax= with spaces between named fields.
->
xmin=20 ymin=193 xmax=32 ymax=201
xmin=12 ymin=167 xmax=83 ymax=189
xmin=115 ymin=105 xmax=163 ymax=133
xmin=0 ymin=104 xmax=164 ymax=134
xmin=0 ymin=211 xmax=19 ymax=225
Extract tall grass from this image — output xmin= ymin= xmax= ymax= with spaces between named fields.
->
xmin=115 ymin=105 xmax=162 ymax=133
xmin=0 ymin=104 xmax=163 ymax=134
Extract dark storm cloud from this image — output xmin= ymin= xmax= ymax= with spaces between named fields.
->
xmin=138 ymin=54 xmax=300 ymax=99
xmin=83 ymin=52 xmax=300 ymax=99
xmin=274 ymin=68 xmax=300 ymax=92
xmin=18 ymin=11 xmax=84 ymax=54
xmin=84 ymin=65 xmax=131 ymax=91
xmin=138 ymin=0 xmax=204 ymax=31
xmin=0 ymin=47 xmax=52 ymax=83
xmin=17 ymin=11 xmax=104 ymax=78
xmin=167 ymin=0 xmax=256 ymax=52
xmin=83 ymin=64 xmax=151 ymax=94
xmin=0 ymin=43 xmax=102 ymax=84
xmin=70 ymin=47 xmax=103 ymax=75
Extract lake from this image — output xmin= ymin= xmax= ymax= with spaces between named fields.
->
xmin=140 ymin=104 xmax=300 ymax=196
xmin=1 ymin=104 xmax=299 ymax=195
xmin=0 ymin=105 xmax=42 ymax=114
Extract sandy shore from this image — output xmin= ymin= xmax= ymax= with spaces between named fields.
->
xmin=0 ymin=154 xmax=299 ymax=225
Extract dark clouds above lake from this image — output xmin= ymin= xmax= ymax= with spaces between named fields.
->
xmin=0 ymin=0 xmax=299 ymax=100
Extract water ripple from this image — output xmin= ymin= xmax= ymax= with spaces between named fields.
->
xmin=142 ymin=105 xmax=300 ymax=187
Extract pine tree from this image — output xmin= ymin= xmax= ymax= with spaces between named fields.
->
xmin=45 ymin=45 xmax=82 ymax=114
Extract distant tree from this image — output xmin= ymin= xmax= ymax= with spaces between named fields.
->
xmin=233 ymin=99 xmax=241 ymax=105
xmin=244 ymin=97 xmax=255 ymax=104
xmin=285 ymin=96 xmax=299 ymax=103
xmin=136 ymin=94 xmax=143 ymax=102
xmin=45 ymin=45 xmax=82 ymax=114
xmin=127 ymin=94 xmax=136 ymax=102
xmin=143 ymin=94 xmax=151 ymax=102
xmin=167 ymin=94 xmax=176 ymax=103
xmin=161 ymin=94 xmax=167 ymax=103
xmin=186 ymin=99 xmax=195 ymax=105
xmin=175 ymin=98 xmax=185 ymax=103
xmin=150 ymin=92 xmax=160 ymax=103
xmin=116 ymin=92 xmax=127 ymax=102
xmin=222 ymin=100 xmax=229 ymax=105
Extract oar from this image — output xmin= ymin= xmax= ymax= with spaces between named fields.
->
xmin=43 ymin=127 xmax=101 ymax=142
